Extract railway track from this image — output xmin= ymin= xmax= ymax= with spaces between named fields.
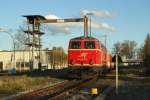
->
xmin=7 ymin=75 xmax=98 ymax=100
xmin=7 ymin=66 xmax=145 ymax=100
xmin=5 ymin=70 xmax=116 ymax=100
xmin=50 ymin=76 xmax=98 ymax=100
xmin=6 ymin=80 xmax=69 ymax=100
xmin=47 ymin=72 xmax=115 ymax=100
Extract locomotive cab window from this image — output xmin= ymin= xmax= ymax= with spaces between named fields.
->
xmin=70 ymin=41 xmax=81 ymax=49
xmin=84 ymin=41 xmax=95 ymax=49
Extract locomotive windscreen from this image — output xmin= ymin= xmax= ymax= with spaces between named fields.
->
xmin=70 ymin=41 xmax=81 ymax=49
xmin=84 ymin=41 xmax=95 ymax=49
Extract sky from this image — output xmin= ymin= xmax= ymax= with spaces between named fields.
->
xmin=0 ymin=0 xmax=150 ymax=52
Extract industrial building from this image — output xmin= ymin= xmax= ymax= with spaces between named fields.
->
xmin=0 ymin=48 xmax=67 ymax=71
xmin=0 ymin=50 xmax=50 ymax=71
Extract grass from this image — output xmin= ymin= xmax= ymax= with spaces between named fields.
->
xmin=0 ymin=75 xmax=63 ymax=96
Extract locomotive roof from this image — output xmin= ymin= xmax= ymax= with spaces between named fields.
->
xmin=70 ymin=36 xmax=98 ymax=40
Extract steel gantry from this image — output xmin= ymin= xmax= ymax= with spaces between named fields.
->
xmin=23 ymin=15 xmax=89 ymax=71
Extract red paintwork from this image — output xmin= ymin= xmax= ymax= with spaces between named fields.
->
xmin=68 ymin=36 xmax=112 ymax=69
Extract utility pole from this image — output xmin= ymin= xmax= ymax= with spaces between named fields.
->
xmin=104 ymin=34 xmax=107 ymax=66
xmin=116 ymin=53 xmax=118 ymax=94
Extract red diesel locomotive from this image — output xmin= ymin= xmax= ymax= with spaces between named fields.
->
xmin=68 ymin=36 xmax=112 ymax=73
xmin=66 ymin=16 xmax=113 ymax=77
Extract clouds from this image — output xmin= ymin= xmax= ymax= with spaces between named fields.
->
xmin=44 ymin=14 xmax=84 ymax=35
xmin=43 ymin=10 xmax=116 ymax=35
xmin=43 ymin=24 xmax=71 ymax=35
xmin=80 ymin=10 xmax=113 ymax=17
xmin=44 ymin=14 xmax=72 ymax=34
xmin=80 ymin=10 xmax=116 ymax=32
xmin=45 ymin=14 xmax=60 ymax=19
xmin=90 ymin=21 xmax=116 ymax=32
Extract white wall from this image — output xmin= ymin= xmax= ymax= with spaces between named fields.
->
xmin=0 ymin=50 xmax=48 ymax=71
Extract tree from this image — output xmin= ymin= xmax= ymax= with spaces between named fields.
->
xmin=121 ymin=40 xmax=137 ymax=59
xmin=50 ymin=46 xmax=67 ymax=69
xmin=112 ymin=40 xmax=137 ymax=59
xmin=136 ymin=45 xmax=144 ymax=59
xmin=143 ymin=33 xmax=150 ymax=65
xmin=14 ymin=29 xmax=29 ymax=50
xmin=112 ymin=42 xmax=122 ymax=54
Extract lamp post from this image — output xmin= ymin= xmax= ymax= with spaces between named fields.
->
xmin=0 ymin=28 xmax=16 ymax=70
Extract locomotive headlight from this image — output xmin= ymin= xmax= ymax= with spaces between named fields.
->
xmin=89 ymin=59 xmax=93 ymax=65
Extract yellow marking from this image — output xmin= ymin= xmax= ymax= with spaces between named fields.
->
xmin=91 ymin=88 xmax=98 ymax=95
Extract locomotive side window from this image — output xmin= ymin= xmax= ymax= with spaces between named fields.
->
xmin=84 ymin=41 xmax=95 ymax=49
xmin=70 ymin=41 xmax=81 ymax=49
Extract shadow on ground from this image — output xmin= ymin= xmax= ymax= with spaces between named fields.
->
xmin=0 ymin=68 xmax=71 ymax=80
xmin=105 ymin=84 xmax=150 ymax=100
xmin=27 ymin=68 xmax=70 ymax=79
